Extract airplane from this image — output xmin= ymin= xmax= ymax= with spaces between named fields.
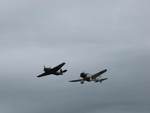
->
xmin=37 ymin=62 xmax=67 ymax=78
xmin=69 ymin=69 xmax=107 ymax=84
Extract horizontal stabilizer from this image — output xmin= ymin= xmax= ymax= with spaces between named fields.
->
xmin=100 ymin=78 xmax=108 ymax=83
xmin=63 ymin=70 xmax=67 ymax=73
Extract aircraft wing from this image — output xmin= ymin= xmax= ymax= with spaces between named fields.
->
xmin=52 ymin=62 xmax=66 ymax=72
xmin=69 ymin=79 xmax=82 ymax=82
xmin=92 ymin=69 xmax=107 ymax=79
xmin=37 ymin=73 xmax=48 ymax=78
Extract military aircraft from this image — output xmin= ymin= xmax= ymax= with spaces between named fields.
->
xmin=69 ymin=69 xmax=107 ymax=84
xmin=37 ymin=62 xmax=67 ymax=78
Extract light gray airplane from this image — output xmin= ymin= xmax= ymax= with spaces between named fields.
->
xmin=69 ymin=69 xmax=108 ymax=84
xmin=37 ymin=62 xmax=67 ymax=78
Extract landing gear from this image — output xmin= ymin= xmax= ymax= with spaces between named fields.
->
xmin=94 ymin=80 xmax=99 ymax=83
xmin=80 ymin=80 xmax=84 ymax=84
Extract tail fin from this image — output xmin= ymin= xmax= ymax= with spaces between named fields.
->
xmin=43 ymin=65 xmax=46 ymax=72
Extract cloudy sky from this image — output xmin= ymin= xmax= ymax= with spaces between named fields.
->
xmin=0 ymin=0 xmax=150 ymax=113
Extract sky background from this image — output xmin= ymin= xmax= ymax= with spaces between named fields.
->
xmin=0 ymin=0 xmax=150 ymax=113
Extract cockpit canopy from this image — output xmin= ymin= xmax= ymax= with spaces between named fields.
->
xmin=44 ymin=66 xmax=51 ymax=73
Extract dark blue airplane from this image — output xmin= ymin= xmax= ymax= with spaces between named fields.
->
xmin=37 ymin=62 xmax=67 ymax=78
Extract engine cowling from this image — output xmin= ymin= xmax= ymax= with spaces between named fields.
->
xmin=80 ymin=72 xmax=87 ymax=78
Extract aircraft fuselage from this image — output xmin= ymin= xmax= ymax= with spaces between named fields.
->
xmin=44 ymin=69 xmax=63 ymax=75
xmin=37 ymin=62 xmax=67 ymax=77
xmin=83 ymin=76 xmax=99 ymax=82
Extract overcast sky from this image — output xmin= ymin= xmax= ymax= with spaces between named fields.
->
xmin=0 ymin=0 xmax=150 ymax=113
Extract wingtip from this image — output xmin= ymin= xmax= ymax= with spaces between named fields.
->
xmin=36 ymin=75 xmax=41 ymax=78
xmin=62 ymin=62 xmax=66 ymax=64
xmin=104 ymin=69 xmax=107 ymax=72
xmin=69 ymin=80 xmax=76 ymax=82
